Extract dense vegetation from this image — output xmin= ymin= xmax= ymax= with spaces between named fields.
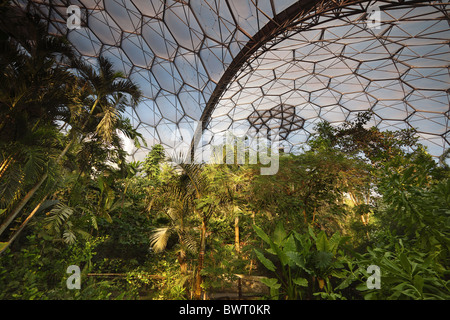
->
xmin=0 ymin=4 xmax=448 ymax=300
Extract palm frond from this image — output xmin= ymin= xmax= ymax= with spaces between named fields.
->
xmin=61 ymin=226 xmax=91 ymax=245
xmin=180 ymin=230 xmax=198 ymax=253
xmin=111 ymin=79 xmax=141 ymax=106
xmin=63 ymin=229 xmax=76 ymax=244
xmin=0 ymin=159 xmax=24 ymax=207
xmin=149 ymin=227 xmax=172 ymax=253
xmin=44 ymin=202 xmax=74 ymax=234
xmin=166 ymin=208 xmax=181 ymax=222
xmin=182 ymin=163 xmax=209 ymax=199
xmin=168 ymin=154 xmax=205 ymax=197
xmin=23 ymin=146 xmax=47 ymax=183
xmin=95 ymin=104 xmax=119 ymax=143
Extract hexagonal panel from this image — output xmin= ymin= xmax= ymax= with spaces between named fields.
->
xmin=19 ymin=0 xmax=450 ymax=159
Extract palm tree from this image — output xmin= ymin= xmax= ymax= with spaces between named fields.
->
xmin=59 ymin=55 xmax=141 ymax=160
xmin=176 ymin=160 xmax=216 ymax=299
xmin=148 ymin=152 xmax=218 ymax=299
xmin=0 ymin=7 xmax=78 ymax=238
xmin=0 ymin=57 xmax=142 ymax=238
xmin=0 ymin=8 xmax=76 ymax=141
xmin=148 ymin=152 xmax=200 ymax=295
xmin=149 ymin=183 xmax=197 ymax=276
xmin=0 ymin=4 xmax=142 ymax=242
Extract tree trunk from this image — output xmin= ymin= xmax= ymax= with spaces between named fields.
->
xmin=0 ymin=195 xmax=48 ymax=254
xmin=302 ymin=208 xmax=308 ymax=224
xmin=194 ymin=218 xmax=207 ymax=299
xmin=177 ymin=248 xmax=189 ymax=298
xmin=178 ymin=249 xmax=188 ymax=275
xmin=235 ymin=215 xmax=242 ymax=299
xmin=0 ymin=174 xmax=47 ymax=237
xmin=234 ymin=216 xmax=240 ymax=254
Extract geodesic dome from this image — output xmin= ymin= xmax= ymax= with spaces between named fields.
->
xmin=15 ymin=0 xmax=450 ymax=160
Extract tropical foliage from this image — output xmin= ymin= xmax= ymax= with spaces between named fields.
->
xmin=0 ymin=3 xmax=448 ymax=301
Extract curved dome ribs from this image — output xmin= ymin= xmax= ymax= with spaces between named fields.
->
xmin=15 ymin=0 xmax=450 ymax=159
xmin=202 ymin=0 xmax=450 ymax=157
xmin=197 ymin=0 xmax=369 ymax=138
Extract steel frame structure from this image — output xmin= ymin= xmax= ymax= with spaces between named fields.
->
xmin=14 ymin=0 xmax=450 ymax=159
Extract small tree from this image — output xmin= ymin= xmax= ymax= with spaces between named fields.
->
xmin=143 ymin=144 xmax=165 ymax=181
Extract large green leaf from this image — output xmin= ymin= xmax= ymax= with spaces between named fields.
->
xmin=286 ymin=251 xmax=307 ymax=270
xmin=254 ymin=248 xmax=276 ymax=272
xmin=335 ymin=273 xmax=356 ymax=290
xmin=253 ymin=224 xmax=289 ymax=266
xmin=282 ymin=234 xmax=297 ymax=253
xmin=293 ymin=277 xmax=308 ymax=287
xmin=273 ymin=222 xmax=287 ymax=245
xmin=259 ymin=277 xmax=281 ymax=300
xmin=308 ymin=226 xmax=317 ymax=241
xmin=316 ymin=231 xmax=329 ymax=252
xmin=253 ymin=224 xmax=272 ymax=245
xmin=413 ymin=274 xmax=424 ymax=294
xmin=293 ymin=231 xmax=312 ymax=253
xmin=399 ymin=253 xmax=412 ymax=275
xmin=314 ymin=251 xmax=333 ymax=269
xmin=259 ymin=277 xmax=281 ymax=289
xmin=328 ymin=231 xmax=341 ymax=254
xmin=272 ymin=244 xmax=289 ymax=267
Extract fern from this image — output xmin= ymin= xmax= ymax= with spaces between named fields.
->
xmin=44 ymin=202 xmax=74 ymax=234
